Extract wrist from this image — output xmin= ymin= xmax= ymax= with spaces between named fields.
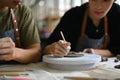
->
xmin=44 ymin=46 xmax=52 ymax=55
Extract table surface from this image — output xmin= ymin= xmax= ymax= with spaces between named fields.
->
xmin=0 ymin=57 xmax=120 ymax=80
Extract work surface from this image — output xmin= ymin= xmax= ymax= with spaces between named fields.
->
xmin=0 ymin=57 xmax=120 ymax=80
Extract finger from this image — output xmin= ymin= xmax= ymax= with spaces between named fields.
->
xmin=0 ymin=37 xmax=15 ymax=48
xmin=66 ymin=46 xmax=71 ymax=50
xmin=0 ymin=48 xmax=14 ymax=55
xmin=83 ymin=49 xmax=88 ymax=52
xmin=0 ymin=37 xmax=9 ymax=42
xmin=5 ymin=37 xmax=15 ymax=47
xmin=0 ymin=54 xmax=13 ymax=61
xmin=83 ymin=48 xmax=92 ymax=53
xmin=54 ymin=50 xmax=68 ymax=57
xmin=58 ymin=41 xmax=71 ymax=54
xmin=58 ymin=40 xmax=70 ymax=50
xmin=51 ymin=44 xmax=68 ymax=56
xmin=0 ymin=37 xmax=13 ymax=42
xmin=50 ymin=41 xmax=70 ymax=56
xmin=90 ymin=48 xmax=95 ymax=54
xmin=53 ymin=46 xmax=67 ymax=55
xmin=59 ymin=40 xmax=71 ymax=46
xmin=0 ymin=42 xmax=12 ymax=48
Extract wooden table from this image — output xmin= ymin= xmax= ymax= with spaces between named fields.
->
xmin=0 ymin=57 xmax=120 ymax=80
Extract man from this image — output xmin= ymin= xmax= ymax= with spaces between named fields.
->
xmin=0 ymin=0 xmax=41 ymax=63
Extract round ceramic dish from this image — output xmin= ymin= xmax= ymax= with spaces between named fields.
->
xmin=43 ymin=52 xmax=101 ymax=70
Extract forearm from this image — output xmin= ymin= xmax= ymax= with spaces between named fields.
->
xmin=14 ymin=43 xmax=41 ymax=63
xmin=93 ymin=49 xmax=113 ymax=57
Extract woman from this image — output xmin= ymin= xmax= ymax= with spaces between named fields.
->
xmin=0 ymin=0 xmax=41 ymax=63
xmin=44 ymin=0 xmax=120 ymax=57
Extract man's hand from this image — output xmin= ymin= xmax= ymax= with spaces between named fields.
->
xmin=0 ymin=37 xmax=15 ymax=61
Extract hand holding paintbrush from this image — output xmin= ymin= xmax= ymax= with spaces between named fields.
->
xmin=60 ymin=31 xmax=71 ymax=56
xmin=44 ymin=31 xmax=71 ymax=57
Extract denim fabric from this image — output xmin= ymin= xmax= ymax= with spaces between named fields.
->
xmin=76 ymin=34 xmax=105 ymax=51
xmin=0 ymin=29 xmax=15 ymax=42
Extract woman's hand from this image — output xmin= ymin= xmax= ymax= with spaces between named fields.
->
xmin=83 ymin=48 xmax=95 ymax=54
xmin=83 ymin=48 xmax=112 ymax=57
xmin=0 ymin=37 xmax=15 ymax=61
xmin=45 ymin=40 xmax=71 ymax=57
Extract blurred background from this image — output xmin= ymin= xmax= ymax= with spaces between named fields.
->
xmin=22 ymin=0 xmax=120 ymax=41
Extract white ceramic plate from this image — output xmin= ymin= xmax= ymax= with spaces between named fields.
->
xmin=43 ymin=52 xmax=101 ymax=70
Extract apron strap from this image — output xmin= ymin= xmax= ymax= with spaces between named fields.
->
xmin=101 ymin=16 xmax=109 ymax=49
xmin=10 ymin=9 xmax=21 ymax=47
xmin=80 ymin=8 xmax=88 ymax=38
